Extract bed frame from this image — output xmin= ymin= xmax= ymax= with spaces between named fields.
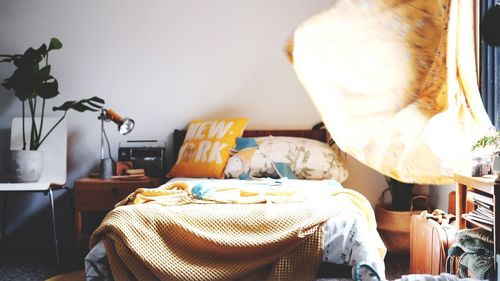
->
xmin=172 ymin=128 xmax=351 ymax=278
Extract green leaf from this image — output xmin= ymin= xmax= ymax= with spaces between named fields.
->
xmin=21 ymin=47 xmax=43 ymax=65
xmin=52 ymin=101 xmax=74 ymax=111
xmin=2 ymin=78 xmax=12 ymax=89
xmin=10 ymin=68 xmax=37 ymax=100
xmin=38 ymin=80 xmax=59 ymax=99
xmin=36 ymin=44 xmax=47 ymax=56
xmin=53 ymin=96 xmax=105 ymax=112
xmin=48 ymin=38 xmax=63 ymax=51
xmin=0 ymin=58 xmax=13 ymax=63
xmin=39 ymin=65 xmax=51 ymax=81
xmin=88 ymin=96 xmax=105 ymax=105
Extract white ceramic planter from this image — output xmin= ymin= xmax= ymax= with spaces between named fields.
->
xmin=493 ymin=155 xmax=500 ymax=177
xmin=8 ymin=150 xmax=43 ymax=183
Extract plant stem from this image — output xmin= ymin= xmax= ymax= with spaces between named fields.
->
xmin=22 ymin=101 xmax=26 ymax=150
xmin=36 ymin=111 xmax=66 ymax=149
xmin=37 ymin=54 xmax=49 ymax=146
xmin=28 ymin=97 xmax=38 ymax=150
xmin=38 ymin=98 xmax=46 ymax=146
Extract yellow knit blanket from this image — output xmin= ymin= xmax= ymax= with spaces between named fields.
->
xmin=91 ymin=181 xmax=377 ymax=280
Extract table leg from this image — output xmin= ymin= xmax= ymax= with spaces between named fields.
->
xmin=494 ymin=186 xmax=500 ymax=269
xmin=1 ymin=192 xmax=7 ymax=250
xmin=48 ymin=188 xmax=60 ymax=265
xmin=456 ymin=182 xmax=467 ymax=229
xmin=75 ymin=209 xmax=82 ymax=257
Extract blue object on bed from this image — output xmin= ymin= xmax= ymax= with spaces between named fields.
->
xmin=234 ymin=137 xmax=258 ymax=151
xmin=273 ymin=162 xmax=298 ymax=179
xmin=191 ymin=182 xmax=215 ymax=199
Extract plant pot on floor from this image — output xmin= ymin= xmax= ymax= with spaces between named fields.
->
xmin=8 ymin=150 xmax=43 ymax=183
xmin=375 ymin=195 xmax=428 ymax=254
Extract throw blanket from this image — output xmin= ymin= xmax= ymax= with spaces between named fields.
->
xmin=90 ymin=180 xmax=378 ymax=280
xmin=446 ymin=228 xmax=494 ymax=280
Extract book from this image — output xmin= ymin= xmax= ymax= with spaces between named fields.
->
xmin=469 ymin=191 xmax=493 ymax=206
xmin=474 ymin=199 xmax=493 ymax=210
xmin=462 ymin=214 xmax=493 ymax=231
xmin=470 ymin=210 xmax=494 ymax=224
xmin=475 ymin=206 xmax=494 ymax=218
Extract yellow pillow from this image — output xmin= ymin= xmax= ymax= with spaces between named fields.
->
xmin=169 ymin=118 xmax=249 ymax=178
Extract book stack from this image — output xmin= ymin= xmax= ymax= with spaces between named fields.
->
xmin=462 ymin=191 xmax=494 ymax=231
xmin=112 ymin=169 xmax=148 ymax=181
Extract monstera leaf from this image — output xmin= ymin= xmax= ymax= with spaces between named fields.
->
xmin=38 ymin=80 xmax=59 ymax=99
xmin=0 ymin=38 xmax=96 ymax=150
xmin=53 ymin=96 xmax=105 ymax=113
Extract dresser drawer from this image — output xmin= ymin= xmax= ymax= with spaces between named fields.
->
xmin=75 ymin=181 xmax=156 ymax=211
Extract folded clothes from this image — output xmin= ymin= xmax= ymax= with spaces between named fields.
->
xmin=446 ymin=228 xmax=494 ymax=279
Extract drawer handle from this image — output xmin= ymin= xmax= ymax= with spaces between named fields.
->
xmin=111 ymin=187 xmax=119 ymax=195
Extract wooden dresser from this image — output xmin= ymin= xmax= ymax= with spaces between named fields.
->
xmin=75 ymin=177 xmax=161 ymax=255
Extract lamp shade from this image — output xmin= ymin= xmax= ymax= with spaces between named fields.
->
xmin=118 ymin=118 xmax=135 ymax=135
xmin=105 ymin=109 xmax=135 ymax=135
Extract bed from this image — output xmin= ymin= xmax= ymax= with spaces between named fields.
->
xmin=85 ymin=128 xmax=386 ymax=281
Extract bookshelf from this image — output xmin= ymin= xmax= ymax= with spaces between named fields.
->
xmin=453 ymin=173 xmax=499 ymax=268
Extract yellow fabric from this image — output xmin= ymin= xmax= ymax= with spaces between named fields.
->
xmin=117 ymin=180 xmax=376 ymax=230
xmin=169 ymin=118 xmax=249 ymax=178
xmin=92 ymin=181 xmax=382 ymax=280
xmin=115 ymin=181 xmax=191 ymax=207
xmin=46 ymin=271 xmax=85 ymax=281
xmin=291 ymin=0 xmax=491 ymax=184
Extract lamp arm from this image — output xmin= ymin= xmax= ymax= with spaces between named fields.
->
xmin=105 ymin=109 xmax=123 ymax=124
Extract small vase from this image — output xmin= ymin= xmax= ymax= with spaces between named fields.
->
xmin=8 ymin=150 xmax=43 ymax=183
xmin=493 ymin=155 xmax=500 ymax=178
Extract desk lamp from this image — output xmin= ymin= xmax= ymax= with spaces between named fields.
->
xmin=99 ymin=109 xmax=135 ymax=179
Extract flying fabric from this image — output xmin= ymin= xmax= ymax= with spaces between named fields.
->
xmin=291 ymin=0 xmax=492 ymax=184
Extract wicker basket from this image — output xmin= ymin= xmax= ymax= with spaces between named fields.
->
xmin=375 ymin=195 xmax=428 ymax=253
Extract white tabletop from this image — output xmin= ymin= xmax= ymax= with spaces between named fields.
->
xmin=0 ymin=182 xmax=53 ymax=191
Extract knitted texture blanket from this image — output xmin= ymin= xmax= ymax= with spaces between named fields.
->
xmin=90 ymin=181 xmax=376 ymax=280
xmin=446 ymin=228 xmax=494 ymax=279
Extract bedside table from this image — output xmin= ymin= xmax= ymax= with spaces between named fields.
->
xmin=75 ymin=177 xmax=161 ymax=255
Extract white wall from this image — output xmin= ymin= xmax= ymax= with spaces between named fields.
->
xmin=0 ymin=0 xmax=413 ymax=250
xmin=0 ymin=0 xmax=333 ymax=183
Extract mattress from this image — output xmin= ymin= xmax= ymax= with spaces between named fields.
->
xmin=85 ymin=178 xmax=386 ymax=280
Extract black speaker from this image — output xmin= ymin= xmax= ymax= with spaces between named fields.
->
xmin=118 ymin=140 xmax=166 ymax=177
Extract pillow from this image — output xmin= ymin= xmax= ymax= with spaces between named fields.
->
xmin=224 ymin=136 xmax=348 ymax=182
xmin=169 ymin=118 xmax=249 ymax=178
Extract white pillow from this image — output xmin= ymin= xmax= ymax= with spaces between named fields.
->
xmin=224 ymin=136 xmax=348 ymax=182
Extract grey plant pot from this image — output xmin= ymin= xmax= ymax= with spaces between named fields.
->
xmin=8 ymin=150 xmax=43 ymax=183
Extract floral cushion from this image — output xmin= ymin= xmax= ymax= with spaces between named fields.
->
xmin=224 ymin=136 xmax=348 ymax=182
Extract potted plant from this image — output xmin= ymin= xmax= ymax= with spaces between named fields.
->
xmin=471 ymin=127 xmax=500 ymax=177
xmin=1 ymin=38 xmax=104 ymax=182
xmin=375 ymin=177 xmax=428 ymax=253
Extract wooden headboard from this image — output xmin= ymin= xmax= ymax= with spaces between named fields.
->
xmin=172 ymin=129 xmax=327 ymax=162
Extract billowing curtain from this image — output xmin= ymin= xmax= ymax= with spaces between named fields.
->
xmin=290 ymin=0 xmax=492 ymax=184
